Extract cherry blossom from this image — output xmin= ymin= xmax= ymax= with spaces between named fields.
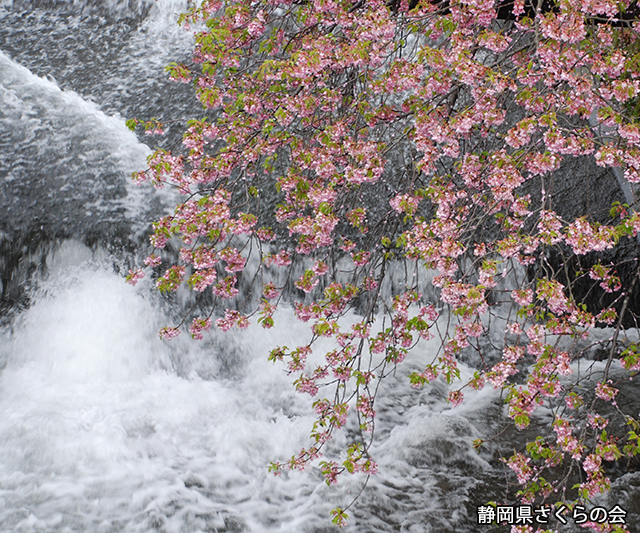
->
xmin=134 ymin=0 xmax=640 ymax=524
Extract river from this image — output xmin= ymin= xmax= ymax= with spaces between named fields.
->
xmin=1 ymin=2 xmax=637 ymax=532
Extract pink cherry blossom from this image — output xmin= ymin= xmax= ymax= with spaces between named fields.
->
xmin=135 ymin=0 xmax=640 ymax=520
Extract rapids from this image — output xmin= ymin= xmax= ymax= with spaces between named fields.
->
xmin=1 ymin=2 xmax=638 ymax=532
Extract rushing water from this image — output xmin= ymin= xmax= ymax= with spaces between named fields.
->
xmin=1 ymin=2 xmax=639 ymax=532
xmin=0 ymin=248 xmax=505 ymax=532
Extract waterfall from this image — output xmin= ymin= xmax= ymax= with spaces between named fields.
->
xmin=0 ymin=239 xmax=345 ymax=531
xmin=0 ymin=2 xmax=556 ymax=531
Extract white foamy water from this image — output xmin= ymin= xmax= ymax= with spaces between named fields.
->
xmin=0 ymin=244 xmax=334 ymax=532
xmin=0 ymin=49 xmax=164 ymax=239
xmin=0 ymin=2 xmax=521 ymax=531
xmin=0 ymin=242 xmax=508 ymax=533
xmin=0 ymin=50 xmax=149 ymax=175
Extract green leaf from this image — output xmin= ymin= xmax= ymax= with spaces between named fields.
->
xmin=330 ymin=508 xmax=349 ymax=527
xmin=343 ymin=459 xmax=354 ymax=474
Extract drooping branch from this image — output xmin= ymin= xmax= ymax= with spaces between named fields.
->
xmin=129 ymin=0 xmax=640 ymax=526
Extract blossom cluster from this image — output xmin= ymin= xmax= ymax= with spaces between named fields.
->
xmin=133 ymin=0 xmax=640 ymax=527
